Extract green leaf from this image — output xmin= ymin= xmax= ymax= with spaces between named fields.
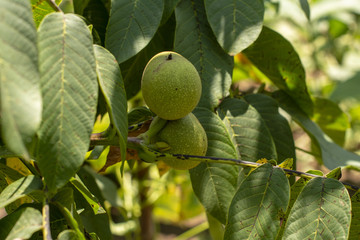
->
xmin=273 ymin=90 xmax=360 ymax=170
xmin=283 ymin=177 xmax=351 ymax=239
xmin=31 ymin=0 xmax=62 ymax=27
xmin=190 ymin=107 xmax=239 ymax=224
xmin=0 ymin=0 xmax=42 ymax=160
xmin=83 ymin=0 xmax=109 ymax=44
xmin=105 ymin=0 xmax=164 ymax=63
xmin=70 ymin=176 xmax=105 ymax=214
xmin=330 ymin=72 xmax=360 ymax=102
xmin=218 ymin=98 xmax=277 ymax=162
xmin=94 ymin=45 xmax=128 ymax=163
xmin=276 ymin=170 xmax=322 ymax=239
xmin=120 ymin=13 xmax=175 ymax=99
xmin=204 ymin=0 xmax=264 ymax=55
xmin=244 ymin=94 xmax=296 ymax=162
xmin=0 ymin=175 xmax=43 ymax=209
xmin=174 ymin=0 xmax=233 ymax=109
xmin=128 ymin=106 xmax=154 ymax=126
xmin=299 ymin=0 xmax=310 ymax=20
xmin=312 ymin=97 xmax=349 ymax=146
xmin=37 ymin=13 xmax=98 ymax=191
xmin=58 ymin=230 xmax=82 ymax=240
xmin=224 ymin=163 xmax=290 ymax=240
xmin=0 ymin=207 xmax=42 ymax=240
xmin=349 ymin=190 xmax=360 ymax=240
xmin=161 ymin=0 xmax=180 ymax=24
xmin=243 ymin=27 xmax=313 ymax=116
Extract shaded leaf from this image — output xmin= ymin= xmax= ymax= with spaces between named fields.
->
xmin=0 ymin=207 xmax=42 ymax=240
xmin=273 ymin=90 xmax=360 ymax=170
xmin=161 ymin=0 xmax=180 ymax=24
xmin=128 ymin=106 xmax=154 ymax=126
xmin=31 ymin=0 xmax=62 ymax=27
xmin=224 ymin=163 xmax=290 ymax=240
xmin=79 ymin=165 xmax=122 ymax=207
xmin=190 ymin=107 xmax=239 ymax=224
xmin=244 ymin=93 xmax=296 ymax=163
xmin=105 ymin=0 xmax=164 ymax=63
xmin=204 ymin=0 xmax=264 ymax=55
xmin=283 ymin=177 xmax=351 ymax=239
xmin=120 ymin=13 xmax=175 ymax=99
xmin=276 ymin=170 xmax=323 ymax=239
xmin=0 ymin=0 xmax=42 ymax=160
xmin=0 ymin=175 xmax=43 ymax=209
xmin=218 ymin=98 xmax=277 ymax=162
xmin=83 ymin=0 xmax=109 ymax=44
xmin=349 ymin=190 xmax=360 ymax=240
xmin=94 ymin=45 xmax=128 ymax=163
xmin=174 ymin=0 xmax=233 ymax=109
xmin=243 ymin=27 xmax=313 ymax=116
xmin=37 ymin=13 xmax=98 ymax=191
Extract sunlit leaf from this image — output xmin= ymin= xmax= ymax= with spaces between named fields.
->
xmin=243 ymin=27 xmax=313 ymax=116
xmin=174 ymin=0 xmax=233 ymax=109
xmin=204 ymin=0 xmax=264 ymax=55
xmin=105 ymin=0 xmax=164 ymax=63
xmin=31 ymin=0 xmax=62 ymax=27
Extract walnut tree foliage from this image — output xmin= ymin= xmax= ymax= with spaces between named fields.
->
xmin=0 ymin=0 xmax=359 ymax=239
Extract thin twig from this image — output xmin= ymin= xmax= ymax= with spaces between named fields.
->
xmin=46 ymin=0 xmax=62 ymax=12
xmin=89 ymin=133 xmax=360 ymax=192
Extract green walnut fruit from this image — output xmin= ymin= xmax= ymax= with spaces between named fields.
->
xmin=141 ymin=51 xmax=202 ymax=120
xmin=152 ymin=113 xmax=208 ymax=170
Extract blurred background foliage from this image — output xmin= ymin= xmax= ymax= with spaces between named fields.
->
xmin=87 ymin=0 xmax=360 ymax=239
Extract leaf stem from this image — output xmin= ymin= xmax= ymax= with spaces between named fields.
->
xmin=46 ymin=0 xmax=62 ymax=12
xmin=89 ymin=133 xmax=360 ymax=192
xmin=42 ymin=197 xmax=53 ymax=240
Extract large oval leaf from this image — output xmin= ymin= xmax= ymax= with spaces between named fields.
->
xmin=174 ymin=0 xmax=233 ymax=109
xmin=283 ymin=177 xmax=351 ymax=239
xmin=94 ymin=45 xmax=128 ymax=163
xmin=204 ymin=0 xmax=264 ymax=55
xmin=37 ymin=13 xmax=98 ymax=192
xmin=224 ymin=163 xmax=290 ymax=240
xmin=190 ymin=107 xmax=239 ymax=224
xmin=243 ymin=27 xmax=313 ymax=116
xmin=244 ymin=94 xmax=296 ymax=162
xmin=0 ymin=0 xmax=42 ymax=160
xmin=105 ymin=0 xmax=164 ymax=63
xmin=218 ymin=98 xmax=277 ymax=162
